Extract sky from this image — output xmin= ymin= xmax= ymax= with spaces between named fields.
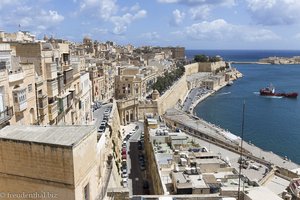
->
xmin=1 ymin=0 xmax=300 ymax=49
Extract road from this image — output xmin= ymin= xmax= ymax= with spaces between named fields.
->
xmin=125 ymin=121 xmax=149 ymax=196
xmin=92 ymin=103 xmax=113 ymax=129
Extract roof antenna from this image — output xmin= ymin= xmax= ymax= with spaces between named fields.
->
xmin=238 ymin=100 xmax=246 ymax=200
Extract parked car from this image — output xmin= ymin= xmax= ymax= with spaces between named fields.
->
xmin=138 ymin=141 xmax=143 ymax=150
xmin=143 ymin=180 xmax=149 ymax=189
xmin=122 ymin=171 xmax=128 ymax=178
xmin=129 ymin=131 xmax=134 ymax=137
xmin=140 ymin=163 xmax=146 ymax=170
xmin=134 ymin=125 xmax=139 ymax=131
xmin=122 ymin=178 xmax=128 ymax=187
xmin=143 ymin=180 xmax=150 ymax=194
xmin=98 ymin=126 xmax=105 ymax=133
xmin=122 ymin=141 xmax=127 ymax=148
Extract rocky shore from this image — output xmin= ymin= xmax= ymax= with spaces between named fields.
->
xmin=259 ymin=56 xmax=300 ymax=64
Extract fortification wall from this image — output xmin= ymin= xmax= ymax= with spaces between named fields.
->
xmin=157 ymin=74 xmax=189 ymax=115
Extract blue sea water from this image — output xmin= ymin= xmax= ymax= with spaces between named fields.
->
xmin=189 ymin=50 xmax=300 ymax=164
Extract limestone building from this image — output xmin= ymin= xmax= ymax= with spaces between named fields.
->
xmin=0 ymin=125 xmax=105 ymax=200
xmin=0 ymin=43 xmax=38 ymax=126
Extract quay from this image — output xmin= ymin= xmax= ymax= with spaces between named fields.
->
xmin=163 ymin=108 xmax=299 ymax=170
xmin=230 ymin=61 xmax=267 ymax=64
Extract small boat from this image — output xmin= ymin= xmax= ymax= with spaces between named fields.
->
xmin=260 ymin=84 xmax=298 ymax=98
xmin=226 ymin=81 xmax=233 ymax=86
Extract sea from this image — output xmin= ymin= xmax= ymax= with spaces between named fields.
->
xmin=186 ymin=50 xmax=300 ymax=164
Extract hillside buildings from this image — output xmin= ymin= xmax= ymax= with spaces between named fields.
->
xmin=0 ymin=30 xmax=184 ymax=128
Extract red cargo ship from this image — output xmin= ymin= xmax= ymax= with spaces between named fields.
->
xmin=260 ymin=85 xmax=298 ymax=98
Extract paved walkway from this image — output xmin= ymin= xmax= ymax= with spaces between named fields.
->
xmin=164 ymin=109 xmax=299 ymax=171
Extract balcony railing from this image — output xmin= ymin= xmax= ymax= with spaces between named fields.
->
xmin=8 ymin=70 xmax=24 ymax=82
xmin=0 ymin=106 xmax=13 ymax=125
xmin=38 ymin=94 xmax=48 ymax=109
xmin=46 ymin=63 xmax=58 ymax=80
xmin=13 ymin=87 xmax=27 ymax=112
xmin=76 ymin=89 xmax=83 ymax=99
xmin=47 ymin=79 xmax=58 ymax=97
xmin=48 ymin=101 xmax=58 ymax=121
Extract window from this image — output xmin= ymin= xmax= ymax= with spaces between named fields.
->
xmin=84 ymin=184 xmax=89 ymax=200
xmin=28 ymin=84 xmax=33 ymax=93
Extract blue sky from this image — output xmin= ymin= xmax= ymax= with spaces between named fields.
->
xmin=1 ymin=0 xmax=300 ymax=49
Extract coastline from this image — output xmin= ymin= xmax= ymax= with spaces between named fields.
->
xmin=184 ymin=72 xmax=299 ymax=167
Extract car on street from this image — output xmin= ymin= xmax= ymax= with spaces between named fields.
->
xmin=98 ymin=126 xmax=105 ymax=133
xmin=122 ymin=178 xmax=128 ymax=188
xmin=122 ymin=171 xmax=128 ymax=178
xmin=129 ymin=131 xmax=134 ymax=137
xmin=122 ymin=141 xmax=127 ymax=148
xmin=140 ymin=163 xmax=146 ymax=171
xmin=143 ymin=180 xmax=150 ymax=194
xmin=138 ymin=141 xmax=143 ymax=150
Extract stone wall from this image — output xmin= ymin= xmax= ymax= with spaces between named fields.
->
xmin=144 ymin=121 xmax=165 ymax=195
xmin=185 ymin=63 xmax=199 ymax=76
xmin=107 ymin=101 xmax=123 ymax=184
xmin=73 ymin=130 xmax=99 ymax=200
xmin=0 ymin=140 xmax=74 ymax=184
xmin=138 ymin=100 xmax=159 ymax=119
xmin=157 ymin=74 xmax=189 ymax=115
xmin=0 ymin=175 xmax=75 ymax=199
xmin=198 ymin=61 xmax=226 ymax=72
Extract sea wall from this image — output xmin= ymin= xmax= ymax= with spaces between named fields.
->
xmin=185 ymin=63 xmax=199 ymax=75
xmin=156 ymin=63 xmax=201 ymax=115
xmin=157 ymin=74 xmax=189 ymax=115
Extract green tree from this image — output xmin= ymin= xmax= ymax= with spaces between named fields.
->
xmin=209 ymin=56 xmax=221 ymax=62
xmin=194 ymin=54 xmax=209 ymax=62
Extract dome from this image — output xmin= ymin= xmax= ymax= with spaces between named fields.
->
xmin=43 ymin=34 xmax=49 ymax=41
xmin=42 ymin=43 xmax=53 ymax=50
xmin=152 ymin=89 xmax=160 ymax=95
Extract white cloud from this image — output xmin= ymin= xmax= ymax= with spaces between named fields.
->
xmin=140 ymin=32 xmax=160 ymax=40
xmin=78 ymin=0 xmax=147 ymax=35
xmin=158 ymin=0 xmax=235 ymax=7
xmin=170 ymin=9 xmax=185 ymax=26
xmin=93 ymin=27 xmax=108 ymax=34
xmin=184 ymin=19 xmax=280 ymax=42
xmin=111 ymin=10 xmax=147 ymax=35
xmin=293 ymin=33 xmax=300 ymax=40
xmin=246 ymin=0 xmax=300 ymax=25
xmin=40 ymin=10 xmax=64 ymax=24
xmin=4 ymin=7 xmax=64 ymax=33
xmin=80 ymin=0 xmax=118 ymax=20
xmin=189 ymin=5 xmax=210 ymax=20
xmin=0 ymin=0 xmax=20 ymax=10
xmin=130 ymin=3 xmax=140 ymax=12
xmin=186 ymin=19 xmax=232 ymax=40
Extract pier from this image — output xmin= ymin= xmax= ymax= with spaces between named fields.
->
xmin=230 ymin=61 xmax=267 ymax=64
xmin=163 ymin=108 xmax=299 ymax=170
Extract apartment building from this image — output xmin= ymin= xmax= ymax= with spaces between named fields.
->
xmin=11 ymin=38 xmax=91 ymax=126
xmin=115 ymin=66 xmax=158 ymax=100
xmin=0 ymin=125 xmax=107 ymax=200
xmin=0 ymin=43 xmax=38 ymax=127
xmin=89 ymin=65 xmax=105 ymax=102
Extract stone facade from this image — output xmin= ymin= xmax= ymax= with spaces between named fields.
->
xmin=0 ymin=125 xmax=103 ymax=200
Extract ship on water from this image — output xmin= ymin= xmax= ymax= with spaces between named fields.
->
xmin=260 ymin=84 xmax=298 ymax=98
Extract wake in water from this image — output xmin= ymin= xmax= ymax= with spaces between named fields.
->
xmin=218 ymin=92 xmax=231 ymax=96
xmin=263 ymin=96 xmax=283 ymax=99
xmin=253 ymin=92 xmax=283 ymax=98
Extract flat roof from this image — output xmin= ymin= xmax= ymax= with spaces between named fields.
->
xmin=0 ymin=125 xmax=96 ymax=147
xmin=245 ymin=186 xmax=282 ymax=200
